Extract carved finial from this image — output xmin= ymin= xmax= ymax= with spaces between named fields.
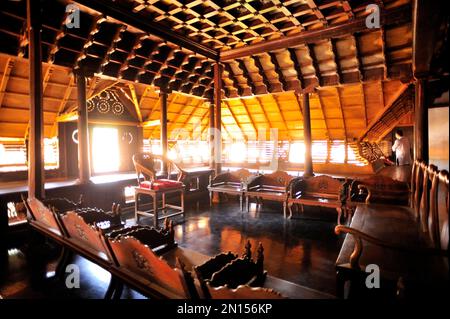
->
xmin=256 ymin=242 xmax=264 ymax=272
xmin=243 ymin=240 xmax=252 ymax=259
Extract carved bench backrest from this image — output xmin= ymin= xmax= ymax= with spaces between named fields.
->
xmin=419 ymin=165 xmax=436 ymax=233
xmin=413 ymin=161 xmax=426 ymax=217
xmin=259 ymin=171 xmax=293 ymax=188
xmin=350 ymin=175 xmax=409 ymax=204
xmin=108 ymin=237 xmax=192 ymax=298
xmin=300 ymin=175 xmax=343 ymax=197
xmin=26 ymin=198 xmax=63 ymax=236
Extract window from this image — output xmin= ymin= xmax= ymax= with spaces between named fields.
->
xmin=0 ymin=137 xmax=59 ymax=172
xmin=92 ymin=127 xmax=120 ymax=173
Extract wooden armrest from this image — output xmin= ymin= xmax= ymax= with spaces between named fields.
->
xmin=246 ymin=175 xmax=263 ymax=188
xmin=210 ymin=172 xmax=232 ymax=185
xmin=335 ymin=225 xmax=447 ymax=270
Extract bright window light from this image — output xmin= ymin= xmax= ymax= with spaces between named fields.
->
xmin=228 ymin=142 xmax=247 ymax=162
xmin=289 ymin=142 xmax=305 ymax=163
xmin=92 ymin=127 xmax=120 ymax=173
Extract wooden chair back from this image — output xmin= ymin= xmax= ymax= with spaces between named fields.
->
xmin=413 ymin=161 xmax=426 ymax=216
xmin=419 ymin=165 xmax=437 ymax=233
xmin=26 ymin=197 xmax=63 ymax=236
xmin=59 ymin=211 xmax=113 ymax=261
xmin=132 ymin=152 xmax=186 ymax=183
xmin=349 ymin=175 xmax=410 ymax=205
xmin=428 ymin=170 xmax=449 ymax=251
xmin=108 ymin=236 xmax=194 ymax=298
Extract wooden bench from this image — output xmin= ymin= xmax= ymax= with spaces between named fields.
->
xmin=208 ymin=168 xmax=256 ymax=211
xmin=245 ymin=171 xmax=300 ymax=218
xmin=335 ymin=163 xmax=449 ymax=298
xmin=348 ymin=175 xmax=410 ymax=207
xmin=288 ymin=175 xmax=349 ymax=223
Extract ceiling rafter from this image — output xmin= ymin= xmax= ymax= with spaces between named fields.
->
xmin=237 ymin=59 xmax=256 ymax=96
xmin=268 ymin=52 xmax=288 ymax=91
xmin=307 ymin=43 xmax=322 ymax=86
xmin=288 ymin=48 xmax=304 ymax=91
xmin=224 ymin=63 xmax=243 ymax=96
xmin=240 ymin=98 xmax=258 ymax=139
xmin=252 ymin=55 xmax=271 ymax=94
xmin=0 ymin=58 xmax=14 ymax=109
xmin=314 ymin=91 xmax=330 ymax=141
xmin=51 ymin=75 xmax=75 ymax=136
xmin=223 ymin=100 xmax=247 ymax=142
xmin=270 ymin=94 xmax=292 ymax=142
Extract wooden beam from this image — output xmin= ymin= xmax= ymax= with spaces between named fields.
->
xmin=27 ymin=0 xmax=45 ymax=199
xmin=223 ymin=100 xmax=247 ymax=141
xmin=74 ymin=0 xmax=218 ymax=60
xmin=213 ymin=63 xmax=223 ymax=174
xmin=160 ymin=90 xmax=168 ymax=174
xmin=315 ymin=91 xmax=330 ymax=140
xmin=240 ymin=99 xmax=258 ymax=139
xmin=208 ymin=100 xmax=214 ymax=168
xmin=220 ymin=4 xmax=412 ymax=61
xmin=302 ymin=93 xmax=313 ymax=177
xmin=76 ymin=72 xmax=91 ymax=183
xmin=353 ymin=34 xmax=365 ymax=81
xmin=359 ymin=84 xmax=409 ymax=141
xmin=51 ymin=75 xmax=75 ymax=136
xmin=128 ymin=84 xmax=143 ymax=122
xmin=270 ymin=94 xmax=291 ymax=141
xmin=414 ymin=79 xmax=428 ymax=161
xmin=0 ymin=58 xmax=14 ymax=109
xmin=335 ymin=87 xmax=348 ymax=162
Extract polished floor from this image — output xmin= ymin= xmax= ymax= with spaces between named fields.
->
xmin=0 ymin=198 xmax=343 ymax=298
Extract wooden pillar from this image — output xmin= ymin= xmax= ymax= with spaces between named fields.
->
xmin=302 ymin=93 xmax=314 ymax=177
xmin=76 ymin=72 xmax=91 ymax=183
xmin=213 ymin=63 xmax=222 ymax=174
xmin=414 ymin=79 xmax=428 ymax=162
xmin=209 ymin=99 xmax=215 ymax=169
xmin=160 ymin=90 xmax=168 ymax=174
xmin=27 ymin=0 xmax=45 ymax=199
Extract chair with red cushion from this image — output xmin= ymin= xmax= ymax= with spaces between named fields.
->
xmin=132 ymin=153 xmax=186 ymax=227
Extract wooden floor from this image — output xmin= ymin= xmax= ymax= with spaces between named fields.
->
xmin=0 ymin=199 xmax=342 ymax=298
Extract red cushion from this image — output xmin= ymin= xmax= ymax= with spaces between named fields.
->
xmin=139 ymin=179 xmax=183 ymax=190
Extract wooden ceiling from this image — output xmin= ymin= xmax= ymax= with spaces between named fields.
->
xmin=0 ymin=0 xmax=417 ymax=142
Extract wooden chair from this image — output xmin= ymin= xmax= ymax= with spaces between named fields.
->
xmin=288 ymin=175 xmax=350 ymax=223
xmin=245 ymin=171 xmax=300 ymax=218
xmin=132 ymin=153 xmax=185 ymax=227
xmin=208 ymin=168 xmax=256 ymax=211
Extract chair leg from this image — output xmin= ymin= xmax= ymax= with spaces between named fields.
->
xmin=134 ymin=192 xmax=139 ymax=222
xmin=209 ymin=191 xmax=212 ymax=207
xmin=104 ymin=277 xmax=118 ymax=299
xmin=246 ymin=196 xmax=250 ymax=212
xmin=336 ymin=207 xmax=342 ymax=225
xmin=55 ymin=247 xmax=73 ymax=280
xmin=283 ymin=202 xmax=287 ymax=218
xmin=287 ymin=202 xmax=293 ymax=219
xmin=239 ymin=195 xmax=243 ymax=211
xmin=112 ymin=282 xmax=124 ymax=299
xmin=336 ymin=269 xmax=346 ymax=299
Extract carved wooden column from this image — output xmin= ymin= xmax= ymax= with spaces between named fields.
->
xmin=414 ymin=79 xmax=428 ymax=162
xmin=76 ymin=71 xmax=91 ymax=183
xmin=302 ymin=93 xmax=314 ymax=177
xmin=160 ymin=90 xmax=168 ymax=174
xmin=213 ymin=63 xmax=222 ymax=174
xmin=27 ymin=0 xmax=45 ymax=199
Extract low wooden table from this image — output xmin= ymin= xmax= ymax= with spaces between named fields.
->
xmin=134 ymin=186 xmax=185 ymax=227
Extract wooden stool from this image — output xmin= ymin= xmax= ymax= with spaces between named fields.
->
xmin=134 ymin=184 xmax=185 ymax=227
